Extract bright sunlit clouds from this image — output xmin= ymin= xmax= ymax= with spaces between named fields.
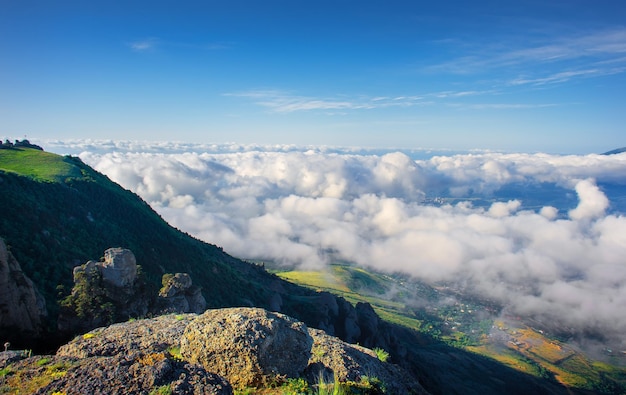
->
xmin=49 ymin=140 xmax=626 ymax=352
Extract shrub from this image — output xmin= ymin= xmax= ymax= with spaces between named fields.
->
xmin=281 ymin=377 xmax=309 ymax=394
xmin=149 ymin=385 xmax=172 ymax=395
xmin=36 ymin=357 xmax=51 ymax=366
xmin=373 ymin=348 xmax=389 ymax=362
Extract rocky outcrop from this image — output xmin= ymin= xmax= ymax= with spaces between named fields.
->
xmin=44 ymin=314 xmax=233 ymax=394
xmin=306 ymin=328 xmax=428 ymax=394
xmin=4 ymin=353 xmax=233 ymax=395
xmin=2 ymin=308 xmax=427 ymax=394
xmin=158 ymin=273 xmax=206 ymax=314
xmin=100 ymin=247 xmax=138 ymax=288
xmin=0 ymin=238 xmax=48 ymax=339
xmin=180 ymin=308 xmax=313 ymax=389
xmin=59 ymin=248 xmax=207 ymax=335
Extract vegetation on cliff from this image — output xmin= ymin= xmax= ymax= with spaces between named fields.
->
xmin=0 ymin=148 xmax=267 ymax=332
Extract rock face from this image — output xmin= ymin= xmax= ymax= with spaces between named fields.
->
xmin=0 ymin=238 xmax=48 ymax=339
xmin=101 ymin=247 xmax=138 ymax=288
xmin=73 ymin=248 xmax=138 ymax=291
xmin=180 ymin=307 xmax=314 ymax=389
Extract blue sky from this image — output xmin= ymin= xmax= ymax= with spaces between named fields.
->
xmin=1 ymin=0 xmax=625 ymax=153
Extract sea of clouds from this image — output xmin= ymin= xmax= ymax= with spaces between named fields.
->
xmin=48 ymin=140 xmax=626 ymax=352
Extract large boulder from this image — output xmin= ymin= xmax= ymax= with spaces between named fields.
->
xmin=0 ymin=238 xmax=48 ymax=338
xmin=180 ymin=307 xmax=313 ymax=389
xmin=100 ymin=248 xmax=138 ymax=288
xmin=51 ymin=313 xmax=232 ymax=394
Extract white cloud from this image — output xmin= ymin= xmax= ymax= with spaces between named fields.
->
xmin=69 ymin=142 xmax=626 ymax=351
xmin=430 ymin=28 xmax=626 ymax=88
xmin=226 ymin=89 xmax=509 ymax=114
xmin=128 ymin=38 xmax=158 ymax=52
xmin=568 ymin=179 xmax=610 ymax=220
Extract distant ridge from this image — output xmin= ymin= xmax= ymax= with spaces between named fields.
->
xmin=601 ymin=147 xmax=626 ymax=155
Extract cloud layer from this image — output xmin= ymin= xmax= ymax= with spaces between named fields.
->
xmin=74 ymin=143 xmax=626 ymax=350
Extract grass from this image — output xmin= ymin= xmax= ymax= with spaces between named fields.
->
xmin=373 ymin=348 xmax=389 ymax=362
xmin=149 ymin=385 xmax=173 ymax=395
xmin=278 ymin=270 xmax=351 ymax=293
xmin=1 ymin=358 xmax=74 ymax=394
xmin=167 ymin=346 xmax=183 ymax=361
xmin=0 ymin=148 xmax=83 ymax=183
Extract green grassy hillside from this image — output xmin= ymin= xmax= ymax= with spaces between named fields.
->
xmin=0 ymin=148 xmax=276 ymax=330
xmin=0 ymin=147 xmax=82 ymax=182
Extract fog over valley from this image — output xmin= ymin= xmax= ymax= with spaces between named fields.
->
xmin=50 ymin=140 xmax=626 ymax=355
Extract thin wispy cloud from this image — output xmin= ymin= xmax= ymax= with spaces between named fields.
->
xmin=127 ymin=38 xmax=229 ymax=53
xmin=510 ymin=66 xmax=626 ymax=86
xmin=128 ymin=38 xmax=159 ymax=52
xmin=227 ymin=90 xmax=501 ymax=113
xmin=430 ymin=28 xmax=626 ymax=84
xmin=451 ymin=103 xmax=560 ymax=110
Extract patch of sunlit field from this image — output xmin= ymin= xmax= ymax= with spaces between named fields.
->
xmin=514 ymin=328 xmax=575 ymax=364
xmin=0 ymin=148 xmax=82 ymax=182
xmin=277 ymin=270 xmax=352 ymax=293
xmin=467 ymin=345 xmax=543 ymax=377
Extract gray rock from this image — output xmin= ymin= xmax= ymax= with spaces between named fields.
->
xmin=159 ymin=273 xmax=207 ymax=314
xmin=306 ymin=328 xmax=429 ymax=394
xmin=100 ymin=248 xmax=137 ymax=288
xmin=160 ymin=273 xmax=193 ymax=297
xmin=180 ymin=307 xmax=313 ymax=389
xmin=0 ymin=238 xmax=48 ymax=334
xmin=57 ymin=314 xmax=197 ymax=359
xmin=32 ymin=354 xmax=233 ymax=395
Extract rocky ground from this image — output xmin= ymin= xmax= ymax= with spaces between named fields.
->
xmin=0 ymin=308 xmax=429 ymax=394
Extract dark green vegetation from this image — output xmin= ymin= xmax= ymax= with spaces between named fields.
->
xmin=275 ymin=264 xmax=626 ymax=394
xmin=0 ymin=148 xmax=276 ymax=343
xmin=2 ymin=147 xmax=623 ymax=394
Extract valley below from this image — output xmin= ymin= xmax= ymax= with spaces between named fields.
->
xmin=274 ymin=262 xmax=626 ymax=393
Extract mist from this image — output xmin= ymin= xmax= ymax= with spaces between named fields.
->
xmin=66 ymin=141 xmax=626 ymax=352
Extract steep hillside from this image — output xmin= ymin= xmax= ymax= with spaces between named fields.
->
xmin=0 ymin=147 xmax=401 ymax=356
xmin=0 ymin=148 xmax=262 ymax=318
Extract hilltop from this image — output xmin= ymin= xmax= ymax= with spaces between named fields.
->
xmin=0 ymin=147 xmax=607 ymax=394
xmin=602 ymin=147 xmax=626 ymax=155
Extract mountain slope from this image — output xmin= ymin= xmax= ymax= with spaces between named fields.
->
xmin=601 ymin=147 xmax=626 ymax=155
xmin=0 ymin=148 xmax=259 ymax=317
